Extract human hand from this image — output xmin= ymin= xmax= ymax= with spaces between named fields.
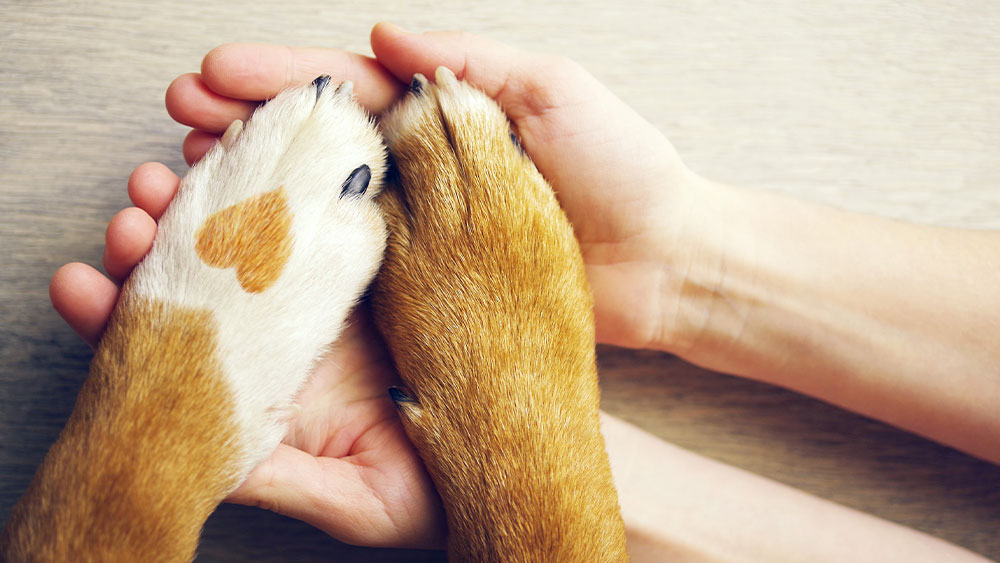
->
xmin=51 ymin=22 xmax=710 ymax=548
xmin=366 ymin=25 xmax=712 ymax=351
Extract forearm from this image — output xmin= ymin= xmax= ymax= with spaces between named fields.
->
xmin=660 ymin=176 xmax=1000 ymax=464
xmin=600 ymin=413 xmax=988 ymax=562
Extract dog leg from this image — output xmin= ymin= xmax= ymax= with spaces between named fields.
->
xmin=373 ymin=68 xmax=629 ymax=562
xmin=1 ymin=77 xmax=387 ymax=562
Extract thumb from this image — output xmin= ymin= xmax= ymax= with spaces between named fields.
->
xmin=225 ymin=444 xmax=374 ymax=544
xmin=227 ymin=443 xmax=331 ymax=515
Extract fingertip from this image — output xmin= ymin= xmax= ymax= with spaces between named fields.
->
xmin=128 ymin=162 xmax=180 ymax=219
xmin=370 ymin=22 xmax=409 ymax=47
xmin=369 ymin=23 xmax=425 ymax=83
xmin=200 ymin=43 xmax=318 ymax=101
xmin=103 ymin=207 xmax=157 ymax=282
xmin=183 ymin=129 xmax=219 ymax=166
xmin=50 ymin=263 xmax=90 ymax=306
xmin=50 ymin=263 xmax=120 ymax=348
xmin=164 ymin=73 xmax=203 ymax=127
xmin=165 ymin=72 xmax=256 ymax=133
xmin=205 ymin=42 xmax=405 ymax=114
xmin=200 ymin=43 xmax=265 ymax=99
xmin=372 ymin=29 xmax=592 ymax=127
xmin=200 ymin=43 xmax=236 ymax=82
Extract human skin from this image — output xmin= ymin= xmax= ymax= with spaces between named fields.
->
xmin=46 ymin=23 xmax=995 ymax=560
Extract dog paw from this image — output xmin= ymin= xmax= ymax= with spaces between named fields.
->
xmin=372 ymin=65 xmax=598 ymax=469
xmin=372 ymin=69 xmax=627 ymax=559
xmin=119 ymin=76 xmax=387 ymax=470
xmin=374 ymin=67 xmax=593 ymax=401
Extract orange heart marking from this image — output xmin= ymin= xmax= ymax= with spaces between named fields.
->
xmin=195 ymin=187 xmax=293 ymax=294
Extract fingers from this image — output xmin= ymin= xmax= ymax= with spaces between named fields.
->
xmin=127 ymin=162 xmax=180 ymax=219
xmin=165 ymin=73 xmax=252 ymax=164
xmin=53 ymin=162 xmax=178 ymax=347
xmin=109 ymin=162 xmax=180 ymax=281
xmin=371 ymin=23 xmax=515 ymax=90
xmin=370 ymin=22 xmax=585 ymax=122
xmin=165 ymin=73 xmax=258 ymax=133
xmin=182 ymin=129 xmax=219 ymax=166
xmin=170 ymin=31 xmax=584 ymax=159
xmin=102 ymin=208 xmax=156 ymax=283
xmin=199 ymin=43 xmax=405 ymax=114
xmin=170 ymin=44 xmax=406 ymax=163
xmin=50 ymin=263 xmax=120 ymax=348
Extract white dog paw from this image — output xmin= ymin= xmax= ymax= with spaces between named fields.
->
xmin=123 ymin=76 xmax=387 ymax=471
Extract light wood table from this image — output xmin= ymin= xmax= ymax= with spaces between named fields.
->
xmin=2 ymin=2 xmax=998 ymax=560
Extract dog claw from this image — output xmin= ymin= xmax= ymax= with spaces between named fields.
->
xmin=434 ymin=66 xmax=458 ymax=88
xmin=388 ymin=386 xmax=416 ymax=404
xmin=340 ymin=164 xmax=371 ymax=198
xmin=220 ymin=119 xmax=244 ymax=150
xmin=434 ymin=66 xmax=457 ymax=86
xmin=509 ymin=131 xmax=524 ymax=154
xmin=312 ymin=75 xmax=332 ymax=100
xmin=410 ymin=73 xmax=428 ymax=95
xmin=334 ymin=80 xmax=354 ymax=99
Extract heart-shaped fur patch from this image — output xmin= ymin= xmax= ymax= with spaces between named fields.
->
xmin=195 ymin=187 xmax=293 ymax=294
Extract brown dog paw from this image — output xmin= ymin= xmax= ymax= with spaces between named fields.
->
xmin=373 ymin=67 xmax=628 ymax=561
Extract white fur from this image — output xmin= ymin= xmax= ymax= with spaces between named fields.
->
xmin=127 ymin=80 xmax=387 ymax=476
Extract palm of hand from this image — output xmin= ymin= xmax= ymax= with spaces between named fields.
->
xmin=228 ymin=307 xmax=444 ymax=549
xmin=499 ymin=59 xmax=689 ymax=349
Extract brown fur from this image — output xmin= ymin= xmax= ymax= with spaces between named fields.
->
xmin=372 ymin=73 xmax=629 ymax=561
xmin=195 ymin=186 xmax=293 ymax=293
xmin=0 ymin=295 xmax=241 ymax=562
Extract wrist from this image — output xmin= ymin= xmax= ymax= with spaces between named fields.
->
xmin=643 ymin=172 xmax=755 ymax=367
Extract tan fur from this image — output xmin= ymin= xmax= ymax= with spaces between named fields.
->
xmin=0 ymin=295 xmax=241 ymax=561
xmin=373 ymin=69 xmax=629 ymax=561
xmin=195 ymin=186 xmax=293 ymax=294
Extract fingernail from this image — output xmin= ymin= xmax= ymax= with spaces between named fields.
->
xmin=380 ymin=22 xmax=410 ymax=35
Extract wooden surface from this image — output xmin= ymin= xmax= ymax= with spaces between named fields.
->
xmin=2 ymin=1 xmax=999 ymax=560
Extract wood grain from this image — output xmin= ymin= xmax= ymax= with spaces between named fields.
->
xmin=1 ymin=1 xmax=998 ymax=561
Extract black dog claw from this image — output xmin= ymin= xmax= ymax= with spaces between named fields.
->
xmin=312 ymin=75 xmax=332 ymax=100
xmin=410 ymin=73 xmax=428 ymax=95
xmin=388 ymin=386 xmax=416 ymax=404
xmin=510 ymin=131 xmax=525 ymax=154
xmin=340 ymin=164 xmax=372 ymax=199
